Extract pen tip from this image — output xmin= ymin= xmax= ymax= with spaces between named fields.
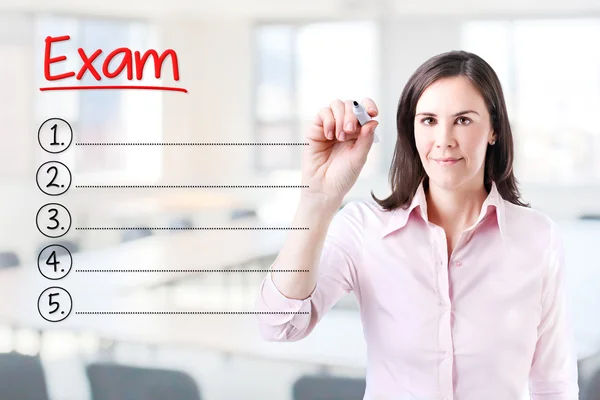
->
xmin=353 ymin=101 xmax=359 ymax=107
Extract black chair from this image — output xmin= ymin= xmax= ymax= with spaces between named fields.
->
xmin=168 ymin=217 xmax=194 ymax=230
xmin=230 ymin=208 xmax=257 ymax=221
xmin=583 ymin=366 xmax=600 ymax=400
xmin=292 ymin=375 xmax=366 ymax=400
xmin=86 ymin=362 xmax=202 ymax=400
xmin=0 ymin=352 xmax=50 ymax=400
xmin=0 ymin=251 xmax=19 ymax=268
xmin=121 ymin=228 xmax=153 ymax=243
xmin=55 ymin=239 xmax=80 ymax=253
xmin=580 ymin=350 xmax=600 ymax=400
xmin=38 ymin=239 xmax=80 ymax=256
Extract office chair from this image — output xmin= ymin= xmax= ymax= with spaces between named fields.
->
xmin=0 ymin=251 xmax=19 ymax=268
xmin=230 ymin=208 xmax=257 ymax=221
xmin=121 ymin=228 xmax=153 ymax=243
xmin=86 ymin=362 xmax=202 ymax=400
xmin=167 ymin=217 xmax=194 ymax=230
xmin=583 ymin=366 xmax=600 ymax=400
xmin=0 ymin=352 xmax=50 ymax=400
xmin=38 ymin=239 xmax=80 ymax=256
xmin=292 ymin=375 xmax=366 ymax=400
xmin=580 ymin=350 xmax=600 ymax=400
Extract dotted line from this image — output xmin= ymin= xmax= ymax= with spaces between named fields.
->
xmin=75 ymin=311 xmax=309 ymax=315
xmin=75 ymin=142 xmax=309 ymax=146
xmin=75 ymin=185 xmax=308 ymax=188
xmin=75 ymin=227 xmax=309 ymax=231
xmin=75 ymin=269 xmax=309 ymax=273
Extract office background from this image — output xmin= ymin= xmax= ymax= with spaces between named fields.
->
xmin=0 ymin=0 xmax=599 ymax=399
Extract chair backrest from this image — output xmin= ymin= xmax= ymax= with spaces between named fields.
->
xmin=230 ymin=208 xmax=257 ymax=221
xmin=0 ymin=251 xmax=19 ymax=268
xmin=86 ymin=362 xmax=202 ymax=400
xmin=121 ymin=228 xmax=153 ymax=243
xmin=0 ymin=352 xmax=50 ymax=400
xmin=579 ymin=350 xmax=600 ymax=398
xmin=292 ymin=375 xmax=366 ymax=400
xmin=583 ymin=367 xmax=600 ymax=400
xmin=38 ymin=239 xmax=80 ymax=256
xmin=168 ymin=217 xmax=194 ymax=230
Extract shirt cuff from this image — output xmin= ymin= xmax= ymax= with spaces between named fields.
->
xmin=256 ymin=273 xmax=314 ymax=327
xmin=262 ymin=272 xmax=313 ymax=309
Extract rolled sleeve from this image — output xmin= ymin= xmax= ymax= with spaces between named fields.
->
xmin=529 ymin=222 xmax=579 ymax=399
xmin=255 ymin=201 xmax=364 ymax=342
xmin=256 ymin=272 xmax=313 ymax=329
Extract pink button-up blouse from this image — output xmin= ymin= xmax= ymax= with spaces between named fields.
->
xmin=255 ymin=181 xmax=579 ymax=399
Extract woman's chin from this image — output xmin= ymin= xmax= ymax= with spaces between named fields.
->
xmin=427 ymin=174 xmax=471 ymax=191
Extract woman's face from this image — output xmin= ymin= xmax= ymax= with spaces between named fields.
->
xmin=413 ymin=76 xmax=496 ymax=191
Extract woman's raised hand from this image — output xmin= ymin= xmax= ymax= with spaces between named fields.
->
xmin=301 ymin=98 xmax=379 ymax=203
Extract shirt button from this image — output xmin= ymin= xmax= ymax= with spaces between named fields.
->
xmin=455 ymin=260 xmax=463 ymax=267
xmin=444 ymin=351 xmax=451 ymax=358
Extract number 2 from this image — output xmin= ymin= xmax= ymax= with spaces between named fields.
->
xmin=46 ymin=166 xmax=59 ymax=188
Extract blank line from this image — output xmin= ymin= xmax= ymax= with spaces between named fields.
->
xmin=75 ymin=311 xmax=309 ymax=315
xmin=75 ymin=227 xmax=309 ymax=231
xmin=74 ymin=185 xmax=308 ymax=188
xmin=75 ymin=269 xmax=309 ymax=273
xmin=75 ymin=142 xmax=309 ymax=146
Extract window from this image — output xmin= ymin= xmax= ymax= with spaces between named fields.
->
xmin=253 ymin=21 xmax=381 ymax=176
xmin=461 ymin=18 xmax=600 ymax=185
xmin=34 ymin=15 xmax=163 ymax=183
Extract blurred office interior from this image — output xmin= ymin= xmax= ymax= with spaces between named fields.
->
xmin=0 ymin=0 xmax=599 ymax=398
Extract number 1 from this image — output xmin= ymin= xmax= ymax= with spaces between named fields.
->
xmin=50 ymin=124 xmax=59 ymax=146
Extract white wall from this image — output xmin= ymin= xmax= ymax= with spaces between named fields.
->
xmin=0 ymin=7 xmax=598 ymax=264
xmin=159 ymin=17 xmax=254 ymax=184
xmin=2 ymin=0 xmax=600 ymax=18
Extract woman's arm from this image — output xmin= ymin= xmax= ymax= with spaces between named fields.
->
xmin=528 ymin=222 xmax=579 ymax=399
xmin=254 ymin=197 xmax=363 ymax=342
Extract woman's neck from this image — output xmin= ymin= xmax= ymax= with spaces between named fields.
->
xmin=425 ymin=179 xmax=489 ymax=234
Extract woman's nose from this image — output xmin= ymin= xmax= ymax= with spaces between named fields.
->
xmin=434 ymin=125 xmax=456 ymax=148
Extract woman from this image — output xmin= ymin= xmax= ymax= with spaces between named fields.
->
xmin=254 ymin=50 xmax=579 ymax=399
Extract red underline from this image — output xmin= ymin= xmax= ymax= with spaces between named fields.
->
xmin=39 ymin=85 xmax=188 ymax=93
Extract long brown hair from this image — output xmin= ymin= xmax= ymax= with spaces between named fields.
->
xmin=372 ymin=50 xmax=530 ymax=211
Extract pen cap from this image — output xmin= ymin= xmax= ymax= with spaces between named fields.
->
xmin=352 ymin=100 xmax=379 ymax=143
xmin=352 ymin=101 xmax=371 ymax=125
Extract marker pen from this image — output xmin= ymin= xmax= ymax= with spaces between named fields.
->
xmin=352 ymin=101 xmax=380 ymax=143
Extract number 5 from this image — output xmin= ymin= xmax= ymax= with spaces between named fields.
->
xmin=48 ymin=292 xmax=60 ymax=314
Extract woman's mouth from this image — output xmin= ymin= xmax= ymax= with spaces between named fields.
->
xmin=433 ymin=158 xmax=463 ymax=166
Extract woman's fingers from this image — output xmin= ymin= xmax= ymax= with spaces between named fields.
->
xmin=361 ymin=97 xmax=379 ymax=117
xmin=320 ymin=107 xmax=335 ymax=140
xmin=329 ymin=99 xmax=345 ymax=141
xmin=340 ymin=100 xmax=359 ymax=141
xmin=309 ymin=98 xmax=378 ymax=142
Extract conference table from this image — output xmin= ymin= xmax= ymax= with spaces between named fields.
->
xmin=0 ymin=219 xmax=369 ymax=370
xmin=0 ymin=219 xmax=598 ymax=372
xmin=87 ymin=191 xmax=246 ymax=218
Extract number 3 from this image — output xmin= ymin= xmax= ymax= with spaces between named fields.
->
xmin=47 ymin=208 xmax=60 ymax=230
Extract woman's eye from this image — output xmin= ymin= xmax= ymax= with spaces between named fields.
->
xmin=420 ymin=117 xmax=471 ymax=125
